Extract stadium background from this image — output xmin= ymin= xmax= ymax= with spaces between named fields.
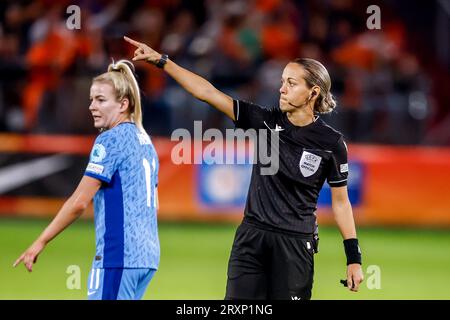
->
xmin=1 ymin=0 xmax=449 ymax=299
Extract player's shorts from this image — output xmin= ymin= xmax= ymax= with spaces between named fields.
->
xmin=87 ymin=268 xmax=156 ymax=300
xmin=225 ymin=220 xmax=315 ymax=300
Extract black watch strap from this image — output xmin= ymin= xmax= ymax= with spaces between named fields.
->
xmin=156 ymin=54 xmax=168 ymax=69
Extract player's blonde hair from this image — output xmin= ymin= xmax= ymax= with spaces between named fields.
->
xmin=292 ymin=58 xmax=337 ymax=114
xmin=93 ymin=59 xmax=145 ymax=132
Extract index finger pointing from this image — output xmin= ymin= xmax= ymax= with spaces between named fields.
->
xmin=13 ymin=255 xmax=24 ymax=268
xmin=124 ymin=36 xmax=142 ymax=47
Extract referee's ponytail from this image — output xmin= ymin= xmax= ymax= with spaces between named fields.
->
xmin=93 ymin=59 xmax=146 ymax=133
xmin=292 ymin=58 xmax=337 ymax=114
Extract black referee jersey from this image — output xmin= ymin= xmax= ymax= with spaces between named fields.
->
xmin=233 ymin=99 xmax=349 ymax=235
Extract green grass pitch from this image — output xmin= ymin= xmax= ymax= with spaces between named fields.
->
xmin=1 ymin=218 xmax=449 ymax=300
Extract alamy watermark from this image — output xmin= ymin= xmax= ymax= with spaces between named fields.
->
xmin=65 ymin=4 xmax=381 ymax=33
xmin=171 ymin=121 xmax=280 ymax=175
xmin=366 ymin=5 xmax=381 ymax=30
xmin=66 ymin=264 xmax=81 ymax=290
xmin=366 ymin=264 xmax=381 ymax=290
xmin=65 ymin=263 xmax=381 ymax=293
xmin=66 ymin=5 xmax=81 ymax=30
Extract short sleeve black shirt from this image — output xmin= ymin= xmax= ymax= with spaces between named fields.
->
xmin=233 ymin=99 xmax=348 ymax=234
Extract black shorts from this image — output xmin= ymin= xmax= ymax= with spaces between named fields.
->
xmin=225 ymin=221 xmax=315 ymax=300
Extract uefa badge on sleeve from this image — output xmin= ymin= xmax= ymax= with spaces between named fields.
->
xmin=299 ymin=151 xmax=322 ymax=177
xmin=91 ymin=144 xmax=107 ymax=163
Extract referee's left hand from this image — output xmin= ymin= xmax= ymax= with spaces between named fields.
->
xmin=346 ymin=264 xmax=364 ymax=292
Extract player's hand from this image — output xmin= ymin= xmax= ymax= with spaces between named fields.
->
xmin=124 ymin=36 xmax=162 ymax=65
xmin=13 ymin=240 xmax=46 ymax=272
xmin=346 ymin=263 xmax=364 ymax=292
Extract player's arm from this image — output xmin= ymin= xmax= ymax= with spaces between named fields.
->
xmin=124 ymin=36 xmax=234 ymax=120
xmin=13 ymin=176 xmax=101 ymax=272
xmin=331 ymin=186 xmax=364 ymax=292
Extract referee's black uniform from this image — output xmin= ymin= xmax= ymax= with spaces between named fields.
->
xmin=225 ymin=99 xmax=349 ymax=300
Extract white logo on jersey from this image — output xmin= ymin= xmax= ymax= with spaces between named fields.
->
xmin=263 ymin=121 xmax=285 ymax=132
xmin=87 ymin=163 xmax=104 ymax=174
xmin=91 ymin=144 xmax=106 ymax=162
xmin=340 ymin=163 xmax=349 ymax=173
xmin=299 ymin=151 xmax=322 ymax=177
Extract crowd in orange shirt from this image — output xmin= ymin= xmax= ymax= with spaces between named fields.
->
xmin=0 ymin=0 xmax=447 ymax=145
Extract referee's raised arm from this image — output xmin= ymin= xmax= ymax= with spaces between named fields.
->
xmin=124 ymin=36 xmax=234 ymax=120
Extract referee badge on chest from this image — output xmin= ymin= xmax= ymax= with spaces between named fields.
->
xmin=299 ymin=151 xmax=322 ymax=177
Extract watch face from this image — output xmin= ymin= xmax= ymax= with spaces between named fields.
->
xmin=157 ymin=54 xmax=168 ymax=68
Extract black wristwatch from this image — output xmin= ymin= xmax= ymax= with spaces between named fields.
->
xmin=156 ymin=54 xmax=168 ymax=69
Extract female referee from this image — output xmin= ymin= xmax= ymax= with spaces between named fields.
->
xmin=14 ymin=60 xmax=160 ymax=300
xmin=124 ymin=36 xmax=363 ymax=300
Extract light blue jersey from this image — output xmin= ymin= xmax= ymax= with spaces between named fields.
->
xmin=84 ymin=122 xmax=159 ymax=269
